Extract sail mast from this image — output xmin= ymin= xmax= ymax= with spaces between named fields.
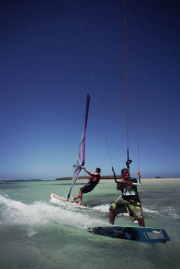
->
xmin=67 ymin=94 xmax=90 ymax=200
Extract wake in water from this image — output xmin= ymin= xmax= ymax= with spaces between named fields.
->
xmin=143 ymin=206 xmax=180 ymax=221
xmin=50 ymin=196 xmax=180 ymax=221
xmin=50 ymin=196 xmax=111 ymax=213
xmin=1 ymin=193 xmax=179 ymax=238
xmin=0 ymin=195 xmax=107 ymax=234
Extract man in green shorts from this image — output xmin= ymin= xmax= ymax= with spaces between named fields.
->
xmin=109 ymin=168 xmax=145 ymax=227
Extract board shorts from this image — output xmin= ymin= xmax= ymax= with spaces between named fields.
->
xmin=80 ymin=183 xmax=97 ymax=194
xmin=109 ymin=198 xmax=143 ymax=222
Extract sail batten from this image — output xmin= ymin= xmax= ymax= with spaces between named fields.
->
xmin=67 ymin=94 xmax=90 ymax=200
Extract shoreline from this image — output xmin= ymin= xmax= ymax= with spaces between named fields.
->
xmin=1 ymin=177 xmax=180 ymax=182
xmin=102 ymin=178 xmax=180 ymax=182
xmin=56 ymin=177 xmax=180 ymax=182
xmin=137 ymin=178 xmax=180 ymax=182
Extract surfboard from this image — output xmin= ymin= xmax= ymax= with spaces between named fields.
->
xmin=51 ymin=193 xmax=72 ymax=203
xmin=88 ymin=226 xmax=170 ymax=243
xmin=50 ymin=193 xmax=91 ymax=209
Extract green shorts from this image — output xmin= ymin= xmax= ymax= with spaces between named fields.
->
xmin=109 ymin=198 xmax=143 ymax=221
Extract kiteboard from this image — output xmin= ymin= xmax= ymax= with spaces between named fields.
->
xmin=88 ymin=226 xmax=170 ymax=243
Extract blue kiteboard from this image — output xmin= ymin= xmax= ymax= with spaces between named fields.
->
xmin=88 ymin=226 xmax=170 ymax=243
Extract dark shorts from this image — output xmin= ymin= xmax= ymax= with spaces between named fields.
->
xmin=80 ymin=183 xmax=97 ymax=194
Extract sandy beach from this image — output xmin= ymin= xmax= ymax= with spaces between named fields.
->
xmin=91 ymin=177 xmax=180 ymax=183
xmin=134 ymin=178 xmax=180 ymax=182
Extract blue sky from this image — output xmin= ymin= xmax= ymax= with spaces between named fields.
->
xmin=0 ymin=0 xmax=179 ymax=179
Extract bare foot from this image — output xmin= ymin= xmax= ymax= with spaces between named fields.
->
xmin=69 ymin=199 xmax=75 ymax=203
xmin=77 ymin=202 xmax=82 ymax=206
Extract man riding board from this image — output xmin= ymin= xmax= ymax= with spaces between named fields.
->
xmin=69 ymin=167 xmax=101 ymax=205
xmin=109 ymin=168 xmax=145 ymax=227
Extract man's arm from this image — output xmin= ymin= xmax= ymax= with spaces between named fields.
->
xmin=84 ymin=168 xmax=99 ymax=176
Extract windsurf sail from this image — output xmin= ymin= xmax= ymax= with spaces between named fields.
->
xmin=67 ymin=94 xmax=90 ymax=200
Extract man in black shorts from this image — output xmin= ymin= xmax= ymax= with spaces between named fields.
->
xmin=69 ymin=167 xmax=101 ymax=205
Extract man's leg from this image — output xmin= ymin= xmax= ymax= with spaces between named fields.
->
xmin=109 ymin=202 xmax=125 ymax=225
xmin=69 ymin=190 xmax=83 ymax=205
xmin=69 ymin=189 xmax=81 ymax=202
xmin=127 ymin=200 xmax=145 ymax=227
xmin=109 ymin=210 xmax=116 ymax=224
xmin=77 ymin=190 xmax=83 ymax=205
xmin=138 ymin=216 xmax=145 ymax=227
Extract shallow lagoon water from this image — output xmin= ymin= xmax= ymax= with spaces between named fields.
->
xmin=0 ymin=179 xmax=180 ymax=269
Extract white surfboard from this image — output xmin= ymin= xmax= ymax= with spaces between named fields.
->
xmin=51 ymin=193 xmax=72 ymax=203
xmin=50 ymin=193 xmax=87 ymax=208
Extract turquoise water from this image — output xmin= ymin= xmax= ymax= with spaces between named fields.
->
xmin=0 ymin=179 xmax=180 ymax=269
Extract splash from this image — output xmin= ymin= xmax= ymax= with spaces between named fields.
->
xmin=91 ymin=204 xmax=110 ymax=213
xmin=0 ymin=195 xmax=107 ymax=231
